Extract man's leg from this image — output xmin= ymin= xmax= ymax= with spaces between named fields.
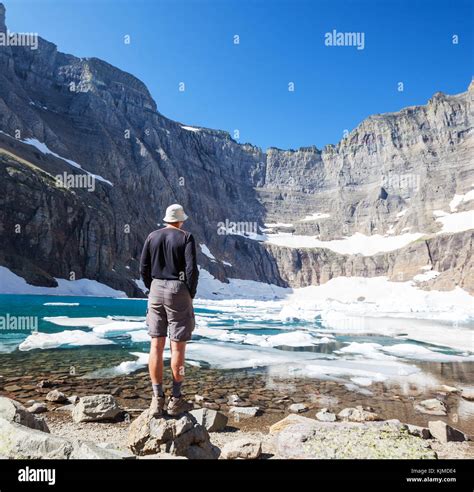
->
xmin=148 ymin=336 xmax=166 ymax=416
xmin=167 ymin=340 xmax=193 ymax=415
xmin=170 ymin=340 xmax=187 ymax=397
xmin=149 ymin=336 xmax=166 ymax=390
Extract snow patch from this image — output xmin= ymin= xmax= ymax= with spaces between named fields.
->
xmin=23 ymin=137 xmax=113 ymax=186
xmin=200 ymin=244 xmax=216 ymax=261
xmin=265 ymin=231 xmax=425 ymax=255
xmin=0 ymin=267 xmax=126 ymax=297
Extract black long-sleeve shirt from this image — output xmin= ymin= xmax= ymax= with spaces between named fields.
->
xmin=140 ymin=227 xmax=199 ymax=298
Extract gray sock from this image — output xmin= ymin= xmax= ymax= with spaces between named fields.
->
xmin=172 ymin=380 xmax=182 ymax=398
xmin=152 ymin=383 xmax=164 ymax=398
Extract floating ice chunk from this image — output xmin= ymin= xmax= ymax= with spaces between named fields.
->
xmin=19 ymin=330 xmax=113 ymax=351
xmin=92 ymin=320 xmax=147 ymax=335
xmin=380 ymin=344 xmax=473 ymax=362
xmin=43 ymin=302 xmax=80 ymax=306
xmin=44 ymin=316 xmax=112 ymax=328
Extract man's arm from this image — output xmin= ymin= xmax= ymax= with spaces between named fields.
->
xmin=140 ymin=235 xmax=152 ymax=290
xmin=184 ymin=233 xmax=199 ymax=298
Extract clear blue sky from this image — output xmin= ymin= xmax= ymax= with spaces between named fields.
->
xmin=4 ymin=0 xmax=473 ymax=150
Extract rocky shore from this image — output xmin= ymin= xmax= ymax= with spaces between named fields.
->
xmin=0 ymin=366 xmax=473 ymax=460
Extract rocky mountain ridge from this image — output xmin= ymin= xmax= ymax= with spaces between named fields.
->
xmin=0 ymin=3 xmax=472 ymax=296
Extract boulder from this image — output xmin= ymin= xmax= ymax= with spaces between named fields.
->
xmin=0 ymin=418 xmax=71 ymax=459
xmin=461 ymin=389 xmax=474 ymax=401
xmin=337 ymin=406 xmax=380 ymax=422
xmin=228 ymin=394 xmax=246 ymax=407
xmin=405 ymin=424 xmax=431 ymax=439
xmin=127 ymin=409 xmax=219 ymax=459
xmin=69 ymin=441 xmax=136 ymax=459
xmin=55 ymin=404 xmax=74 ymax=412
xmin=72 ymin=394 xmax=123 ymax=423
xmin=202 ymin=402 xmax=220 ymax=410
xmin=189 ymin=408 xmax=228 ymax=432
xmin=46 ymin=390 xmax=68 ymax=403
xmin=316 ymin=408 xmax=336 ymax=422
xmin=269 ymin=414 xmax=315 ymax=434
xmin=415 ymin=399 xmax=447 ymax=416
xmin=228 ymin=406 xmax=259 ymax=420
xmin=221 ymin=438 xmax=262 ymax=459
xmin=27 ymin=402 xmax=48 ymax=414
xmin=289 ymin=403 xmax=308 ymax=414
xmin=0 ymin=397 xmax=49 ymax=432
xmin=428 ymin=421 xmax=468 ymax=443
xmin=36 ymin=380 xmax=53 ymax=389
xmin=270 ymin=417 xmax=436 ymax=459
xmin=437 ymin=385 xmax=459 ymax=394
xmin=139 ymin=453 xmax=188 ymax=459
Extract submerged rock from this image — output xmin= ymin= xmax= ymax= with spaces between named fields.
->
xmin=415 ymin=399 xmax=447 ymax=416
xmin=46 ymin=390 xmax=68 ymax=403
xmin=289 ymin=403 xmax=308 ymax=414
xmin=228 ymin=406 xmax=260 ymax=419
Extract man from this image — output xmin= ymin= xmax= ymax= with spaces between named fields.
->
xmin=140 ymin=204 xmax=199 ymax=417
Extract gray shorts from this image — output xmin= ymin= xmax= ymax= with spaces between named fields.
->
xmin=146 ymin=279 xmax=195 ymax=342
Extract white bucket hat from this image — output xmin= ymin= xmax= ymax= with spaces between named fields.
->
xmin=163 ymin=203 xmax=188 ymax=223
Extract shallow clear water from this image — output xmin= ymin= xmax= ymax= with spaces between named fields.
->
xmin=0 ymin=294 xmax=472 ymax=392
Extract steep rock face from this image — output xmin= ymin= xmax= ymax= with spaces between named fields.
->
xmin=0 ymin=3 xmax=472 ymax=296
xmin=265 ymin=230 xmax=473 ymax=293
xmin=259 ymin=87 xmax=473 ymax=239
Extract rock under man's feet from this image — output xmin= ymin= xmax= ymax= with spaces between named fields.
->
xmin=167 ymin=396 xmax=193 ymax=416
xmin=149 ymin=396 xmax=166 ymax=418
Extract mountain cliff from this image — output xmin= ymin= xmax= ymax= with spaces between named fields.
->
xmin=0 ymin=3 xmax=472 ymax=296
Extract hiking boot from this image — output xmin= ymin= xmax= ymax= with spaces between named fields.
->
xmin=167 ymin=396 xmax=193 ymax=416
xmin=149 ymin=396 xmax=166 ymax=418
